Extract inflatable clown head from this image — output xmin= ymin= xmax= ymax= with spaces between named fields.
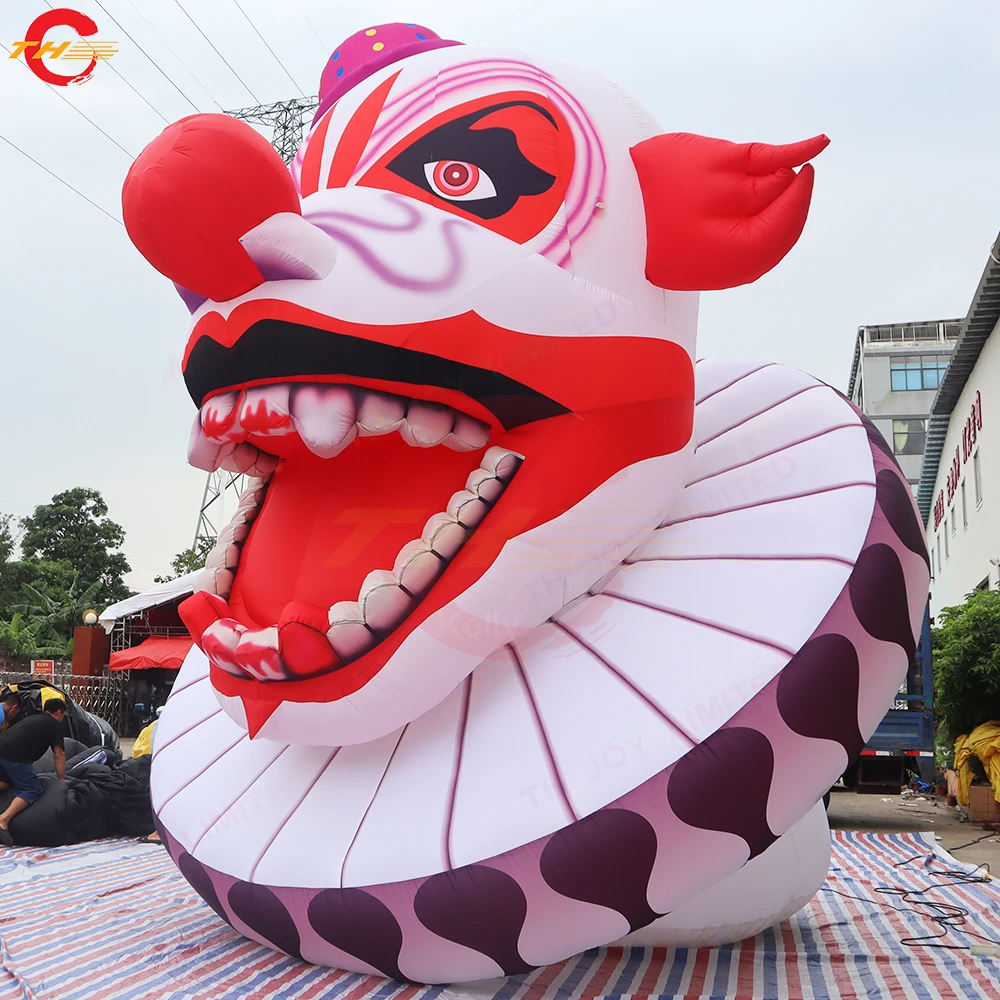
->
xmin=124 ymin=22 xmax=827 ymax=747
xmin=123 ymin=22 xmax=927 ymax=984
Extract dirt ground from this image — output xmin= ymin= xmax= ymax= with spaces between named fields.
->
xmin=826 ymin=786 xmax=1000 ymax=870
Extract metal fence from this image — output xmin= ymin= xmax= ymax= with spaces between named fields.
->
xmin=0 ymin=672 xmax=130 ymax=735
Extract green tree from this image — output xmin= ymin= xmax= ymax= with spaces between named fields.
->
xmin=19 ymin=488 xmax=132 ymax=608
xmin=932 ymin=589 xmax=1000 ymax=742
xmin=0 ymin=514 xmax=14 ymax=564
xmin=0 ymin=612 xmax=43 ymax=657
xmin=154 ymin=536 xmax=215 ymax=584
xmin=14 ymin=574 xmax=103 ymax=657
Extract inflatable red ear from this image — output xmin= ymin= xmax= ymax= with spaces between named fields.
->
xmin=122 ymin=114 xmax=301 ymax=302
xmin=631 ymin=132 xmax=829 ymax=291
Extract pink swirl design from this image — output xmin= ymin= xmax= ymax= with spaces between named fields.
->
xmin=309 ymin=194 xmax=468 ymax=291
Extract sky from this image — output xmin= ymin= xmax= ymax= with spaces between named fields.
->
xmin=1 ymin=0 xmax=999 ymax=596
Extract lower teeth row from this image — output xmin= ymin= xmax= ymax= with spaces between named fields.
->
xmin=199 ymin=447 xmax=522 ymax=682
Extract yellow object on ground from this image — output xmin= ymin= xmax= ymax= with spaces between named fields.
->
xmin=133 ymin=721 xmax=157 ymax=758
xmin=954 ymin=721 xmax=1000 ymax=807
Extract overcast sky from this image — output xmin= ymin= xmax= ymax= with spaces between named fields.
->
xmin=2 ymin=0 xmax=999 ymax=596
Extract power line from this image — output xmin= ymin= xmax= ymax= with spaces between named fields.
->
xmin=89 ymin=0 xmax=201 ymax=114
xmin=40 ymin=0 xmax=170 ymax=124
xmin=293 ymin=0 xmax=328 ymax=53
xmin=118 ymin=0 xmax=225 ymax=111
xmin=170 ymin=0 xmax=261 ymax=104
xmin=102 ymin=61 xmax=170 ymax=123
xmin=230 ymin=0 xmax=305 ymax=97
xmin=0 ymin=41 xmax=134 ymax=158
xmin=0 ymin=132 xmax=123 ymax=226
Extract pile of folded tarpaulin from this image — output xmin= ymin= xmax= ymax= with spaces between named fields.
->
xmin=0 ymin=738 xmax=154 ymax=846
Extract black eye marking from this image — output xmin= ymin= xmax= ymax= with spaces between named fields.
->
xmin=386 ymin=101 xmax=558 ymax=219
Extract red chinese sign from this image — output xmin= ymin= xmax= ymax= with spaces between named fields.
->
xmin=934 ymin=390 xmax=983 ymax=530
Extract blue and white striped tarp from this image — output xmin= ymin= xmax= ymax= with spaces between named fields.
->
xmin=0 ymin=831 xmax=997 ymax=999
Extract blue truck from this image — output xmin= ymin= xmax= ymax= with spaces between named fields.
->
xmin=841 ymin=603 xmax=936 ymax=792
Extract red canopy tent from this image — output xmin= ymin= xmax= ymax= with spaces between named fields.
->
xmin=109 ymin=636 xmax=192 ymax=671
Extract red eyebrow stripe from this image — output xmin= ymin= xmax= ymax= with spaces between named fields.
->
xmin=299 ymin=107 xmax=335 ymax=198
xmin=326 ymin=70 xmax=401 ymax=190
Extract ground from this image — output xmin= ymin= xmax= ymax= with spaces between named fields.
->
xmin=827 ymin=786 xmax=1000 ymax=870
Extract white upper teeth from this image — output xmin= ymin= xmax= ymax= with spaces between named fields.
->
xmin=290 ymin=384 xmax=358 ymax=458
xmin=357 ymin=392 xmax=406 ymax=436
xmin=202 ymin=391 xmax=242 ymax=439
xmin=242 ymin=385 xmax=294 ymax=435
xmin=189 ymin=382 xmax=492 ymax=469
xmin=400 ymin=401 xmax=455 ymax=448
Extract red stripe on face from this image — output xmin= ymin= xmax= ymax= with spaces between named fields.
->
xmin=326 ymin=71 xmax=401 ymax=190
xmin=299 ymin=107 xmax=336 ymax=198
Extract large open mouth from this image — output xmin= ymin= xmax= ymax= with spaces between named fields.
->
xmin=178 ymin=306 xmax=696 ymax=720
xmin=187 ymin=376 xmax=524 ymax=683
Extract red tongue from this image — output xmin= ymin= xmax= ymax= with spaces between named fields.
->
xmin=227 ymin=435 xmax=486 ymax=628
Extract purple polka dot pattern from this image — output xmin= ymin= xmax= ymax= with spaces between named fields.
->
xmin=157 ymin=390 xmax=930 ymax=983
xmin=308 ymin=887 xmax=404 ymax=980
xmin=776 ymin=634 xmax=864 ymax=757
xmin=177 ymin=852 xmax=231 ymax=927
xmin=414 ymin=866 xmax=534 ymax=976
xmin=228 ymin=882 xmax=301 ymax=959
xmin=668 ymin=728 xmax=778 ymax=859
xmin=876 ymin=468 xmax=930 ymax=568
xmin=849 ymin=543 xmax=916 ymax=659
xmin=540 ymin=809 xmax=660 ymax=932
xmin=314 ymin=23 xmax=462 ymax=123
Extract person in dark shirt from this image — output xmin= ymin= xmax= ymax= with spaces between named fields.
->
xmin=0 ymin=699 xmax=67 ymax=844
xmin=0 ymin=693 xmax=21 ymax=731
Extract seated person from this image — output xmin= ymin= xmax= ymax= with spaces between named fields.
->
xmin=0 ymin=698 xmax=67 ymax=845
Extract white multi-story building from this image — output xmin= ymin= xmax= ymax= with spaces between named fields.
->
xmin=848 ymin=319 xmax=960 ymax=495
xmin=919 ymin=238 xmax=1000 ymax=616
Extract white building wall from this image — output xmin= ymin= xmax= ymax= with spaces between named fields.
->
xmin=926 ymin=321 xmax=1000 ymax=616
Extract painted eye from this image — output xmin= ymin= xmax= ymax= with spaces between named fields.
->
xmin=424 ymin=160 xmax=497 ymax=201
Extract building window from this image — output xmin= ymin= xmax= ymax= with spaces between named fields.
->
xmin=951 ymin=506 xmax=957 ymax=536
xmin=938 ymin=534 xmax=943 ymax=567
xmin=974 ymin=449 xmax=983 ymax=506
xmin=944 ymin=524 xmax=950 ymax=559
xmin=962 ymin=480 xmax=968 ymax=529
xmin=890 ymin=355 xmax=949 ymax=391
xmin=892 ymin=419 xmax=926 ymax=456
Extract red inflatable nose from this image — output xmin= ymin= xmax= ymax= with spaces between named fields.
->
xmin=122 ymin=114 xmax=301 ymax=302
